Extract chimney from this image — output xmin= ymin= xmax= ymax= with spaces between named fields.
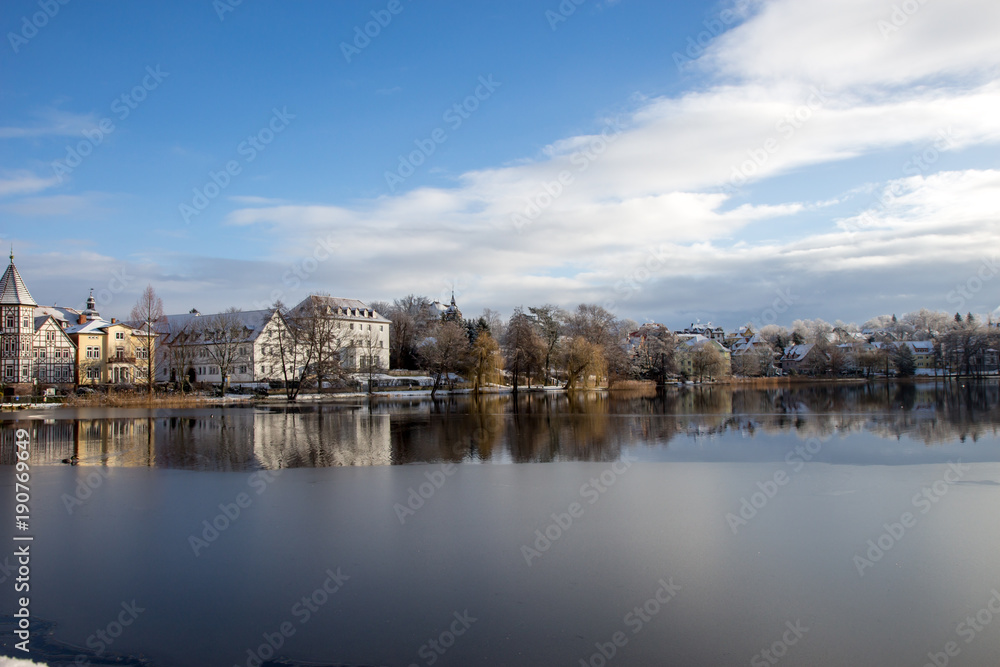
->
xmin=78 ymin=313 xmax=86 ymax=325
xmin=111 ymin=318 xmax=116 ymax=324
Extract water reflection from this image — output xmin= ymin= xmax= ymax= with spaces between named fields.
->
xmin=2 ymin=381 xmax=1000 ymax=470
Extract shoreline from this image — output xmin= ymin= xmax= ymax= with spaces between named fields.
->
xmin=4 ymin=375 xmax=995 ymax=410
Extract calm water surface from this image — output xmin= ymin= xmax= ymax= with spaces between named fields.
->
xmin=2 ymin=382 xmax=1000 ymax=666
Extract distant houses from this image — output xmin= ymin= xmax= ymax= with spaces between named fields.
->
xmin=0 ymin=254 xmax=391 ymax=396
xmin=4 ymin=250 xmax=998 ymax=395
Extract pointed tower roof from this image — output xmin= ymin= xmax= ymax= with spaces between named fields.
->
xmin=0 ymin=250 xmax=36 ymax=307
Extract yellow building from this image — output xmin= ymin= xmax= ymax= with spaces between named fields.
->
xmin=66 ymin=292 xmax=155 ymax=386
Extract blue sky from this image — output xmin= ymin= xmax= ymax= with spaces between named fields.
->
xmin=2 ymin=0 xmax=999 ymax=328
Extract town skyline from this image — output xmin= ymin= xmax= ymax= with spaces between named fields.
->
xmin=7 ymin=248 xmax=998 ymax=337
xmin=3 ymin=1 xmax=999 ymax=327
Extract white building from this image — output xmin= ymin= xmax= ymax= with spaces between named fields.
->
xmin=157 ymin=308 xmax=293 ymax=387
xmin=289 ymin=296 xmax=391 ymax=371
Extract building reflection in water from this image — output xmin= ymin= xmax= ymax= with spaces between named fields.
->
xmin=1 ymin=381 xmax=999 ymax=470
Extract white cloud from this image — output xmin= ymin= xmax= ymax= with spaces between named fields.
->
xmin=0 ymin=170 xmax=59 ymax=197
xmin=0 ymin=108 xmax=99 ymax=139
xmin=25 ymin=0 xmax=1000 ymax=325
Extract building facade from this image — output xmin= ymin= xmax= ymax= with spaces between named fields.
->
xmin=0 ymin=254 xmax=76 ymax=394
xmin=65 ymin=292 xmax=156 ymax=386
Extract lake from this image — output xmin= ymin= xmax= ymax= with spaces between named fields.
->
xmin=2 ymin=382 xmax=1000 ymax=666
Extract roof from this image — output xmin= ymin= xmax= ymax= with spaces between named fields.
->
xmin=34 ymin=305 xmax=82 ymax=325
xmin=904 ymin=341 xmax=934 ymax=353
xmin=65 ymin=317 xmax=114 ymax=335
xmin=0 ymin=261 xmax=36 ymax=306
xmin=162 ymin=309 xmax=277 ymax=344
xmin=291 ymin=296 xmax=390 ymax=323
xmin=782 ymin=344 xmax=815 ymax=361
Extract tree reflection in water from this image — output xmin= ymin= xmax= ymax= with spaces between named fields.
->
xmin=3 ymin=381 xmax=1000 ymax=469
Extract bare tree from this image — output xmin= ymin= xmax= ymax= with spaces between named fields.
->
xmin=162 ymin=319 xmax=199 ymax=392
xmin=260 ymin=301 xmax=314 ymax=401
xmin=386 ymin=295 xmax=438 ymax=369
xmin=480 ymin=308 xmax=506 ymax=341
xmin=502 ymin=308 xmax=545 ymax=393
xmin=528 ymin=304 xmax=565 ymax=385
xmin=197 ymin=308 xmax=252 ymax=393
xmin=357 ymin=325 xmax=386 ymax=394
xmin=418 ymin=321 xmax=469 ymax=397
xmin=128 ymin=284 xmax=164 ymax=394
xmin=564 ymin=304 xmax=629 ymax=383
xmin=691 ymin=344 xmax=726 ymax=381
xmin=291 ymin=295 xmax=358 ymax=392
xmin=636 ymin=325 xmax=679 ymax=383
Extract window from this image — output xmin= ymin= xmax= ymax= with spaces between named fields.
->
xmin=350 ymin=323 xmax=354 ymax=330
xmin=5 ymin=315 xmax=13 ymax=328
xmin=239 ymin=366 xmax=247 ymax=374
xmin=22 ymin=318 xmax=29 ymax=329
xmin=4 ymin=366 xmax=11 ymax=378
xmin=261 ymin=365 xmax=266 ymax=374
xmin=115 ymin=332 xmax=125 ymax=340
xmin=380 ymin=325 xmax=384 ymax=332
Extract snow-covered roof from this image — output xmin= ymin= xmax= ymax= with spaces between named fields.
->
xmin=162 ymin=309 xmax=276 ymax=344
xmin=0 ymin=260 xmax=36 ymax=306
xmin=292 ymin=295 xmax=390 ymax=322
xmin=65 ymin=318 xmax=113 ymax=335
xmin=34 ymin=305 xmax=82 ymax=326
xmin=782 ymin=344 xmax=815 ymax=361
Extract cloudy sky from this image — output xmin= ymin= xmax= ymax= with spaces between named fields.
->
xmin=2 ymin=0 xmax=999 ymax=327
